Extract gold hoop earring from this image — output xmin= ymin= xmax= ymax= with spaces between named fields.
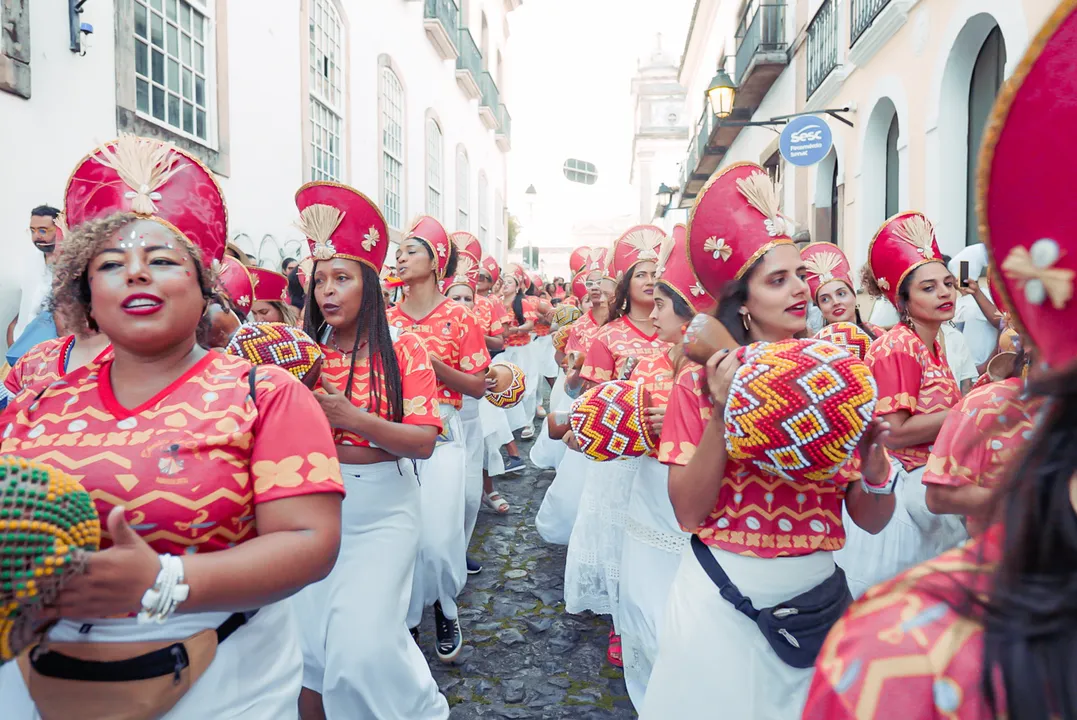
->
xmin=741 ymin=312 xmax=752 ymax=332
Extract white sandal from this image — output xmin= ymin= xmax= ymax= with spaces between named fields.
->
xmin=483 ymin=491 xmax=510 ymax=514
xmin=521 ymin=424 xmax=535 ymax=440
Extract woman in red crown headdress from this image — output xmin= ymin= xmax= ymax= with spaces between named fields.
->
xmin=564 ymin=225 xmax=671 ymax=668
xmin=290 ymin=185 xmax=449 ymax=719
xmin=499 ymin=264 xmax=542 ymax=436
xmin=618 ymin=224 xmax=714 ymax=706
xmin=640 ymin=163 xmax=894 ymax=718
xmin=248 ymin=266 xmax=299 ymax=326
xmin=443 ymin=233 xmax=510 ymax=562
xmin=474 ymin=255 xmax=526 ymax=497
xmin=534 ymin=250 xmax=616 ymax=547
xmin=388 ymin=216 xmax=491 ymax=665
xmin=801 ymin=242 xmax=883 ymax=339
xmin=0 ymin=136 xmax=345 ymax=719
xmin=832 ymin=211 xmax=968 ymax=600
xmin=804 ymin=5 xmax=1077 ymax=716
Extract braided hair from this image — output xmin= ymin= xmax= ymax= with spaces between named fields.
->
xmin=304 ymin=261 xmax=404 ymax=423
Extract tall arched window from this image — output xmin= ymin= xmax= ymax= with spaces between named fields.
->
xmin=380 ymin=66 xmax=405 ymax=228
xmin=308 ymin=0 xmax=345 ymax=181
xmin=966 ymin=26 xmax=1006 ymax=246
xmin=426 ymin=117 xmax=443 ymax=221
xmin=477 ymin=172 xmax=489 ymax=244
xmin=456 ymin=147 xmax=470 ymax=231
xmin=884 ymin=116 xmax=900 ymax=218
xmin=830 ymin=155 xmax=839 ymax=245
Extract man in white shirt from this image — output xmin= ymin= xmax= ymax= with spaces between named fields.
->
xmin=7 ymin=205 xmax=61 ymax=346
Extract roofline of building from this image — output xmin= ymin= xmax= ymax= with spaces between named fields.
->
xmin=678 ymin=0 xmax=705 ymax=78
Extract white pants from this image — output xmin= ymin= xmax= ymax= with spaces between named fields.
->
xmin=835 ymin=462 xmax=968 ymax=598
xmin=0 ymin=603 xmax=302 ymax=719
xmin=618 ymin=456 xmax=689 ymax=709
xmin=529 ymin=372 xmax=570 ymax=470
xmin=502 ymin=344 xmax=539 ymax=430
xmin=479 ymin=397 xmax=513 ymax=476
xmin=408 ymin=406 xmax=468 ymax=626
xmin=293 ymin=460 xmax=448 ymax=719
xmin=533 ymin=334 xmax=560 ymax=379
xmin=461 ymin=397 xmax=484 ymax=546
xmin=535 ymin=445 xmax=589 ymax=546
xmin=641 ymin=545 xmax=835 ymax=719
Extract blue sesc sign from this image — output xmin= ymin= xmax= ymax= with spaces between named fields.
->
xmin=779 ymin=115 xmax=833 ymax=167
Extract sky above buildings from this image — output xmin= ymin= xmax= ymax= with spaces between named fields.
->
xmin=506 ymin=0 xmax=695 ymax=248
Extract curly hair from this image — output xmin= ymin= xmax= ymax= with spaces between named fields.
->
xmin=859 ymin=263 xmax=885 ymax=299
xmin=49 ymin=211 xmax=215 ymax=336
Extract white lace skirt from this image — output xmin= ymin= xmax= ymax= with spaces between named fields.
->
xmin=835 ymin=462 xmax=968 ymax=598
xmin=619 ymin=456 xmax=689 ymax=709
xmin=563 ymin=454 xmax=640 ymax=625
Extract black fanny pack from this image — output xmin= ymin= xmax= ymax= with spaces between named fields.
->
xmin=690 ymin=535 xmax=851 ymax=669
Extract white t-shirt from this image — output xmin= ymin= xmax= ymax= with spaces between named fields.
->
xmin=941 ymin=322 xmax=978 ymax=385
xmin=12 ymin=262 xmax=51 ymax=340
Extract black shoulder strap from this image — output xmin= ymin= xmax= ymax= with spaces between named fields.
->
xmin=690 ymin=535 xmax=761 ymax=621
xmin=247 ymin=367 xmax=258 ymax=403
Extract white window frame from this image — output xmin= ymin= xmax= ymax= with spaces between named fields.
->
xmin=381 ymin=67 xmax=405 ymax=229
xmin=133 ymin=0 xmax=217 ymax=147
xmin=309 ymin=0 xmax=345 ymax=182
xmin=456 ymin=147 xmax=470 ymax=231
xmin=477 ymin=172 xmax=489 ymax=245
xmin=426 ymin=117 xmax=444 ymax=221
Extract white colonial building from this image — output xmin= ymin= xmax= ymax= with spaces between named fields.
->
xmin=0 ymin=0 xmax=519 ymax=353
xmin=627 ymin=35 xmax=689 ymax=231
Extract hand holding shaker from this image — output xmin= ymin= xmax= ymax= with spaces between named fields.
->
xmin=682 ymin=313 xmax=739 ymax=364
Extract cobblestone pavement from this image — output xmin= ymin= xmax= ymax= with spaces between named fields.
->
xmin=416 ymin=431 xmax=638 ymax=719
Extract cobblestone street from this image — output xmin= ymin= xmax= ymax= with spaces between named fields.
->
xmin=416 ymin=433 xmax=638 ymax=719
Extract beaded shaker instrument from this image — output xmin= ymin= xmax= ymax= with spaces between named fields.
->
xmin=813 ymin=322 xmax=874 ymax=362
xmin=723 ymin=338 xmax=878 ymax=483
xmin=569 ymin=380 xmax=656 ymax=462
xmin=225 ymin=322 xmax=325 ymax=389
xmin=485 ymin=362 xmax=527 ymax=409
xmin=551 ymin=304 xmax=582 ymax=330
xmin=0 ymin=457 xmax=100 ymax=663
xmin=552 ymin=325 xmax=571 ymax=354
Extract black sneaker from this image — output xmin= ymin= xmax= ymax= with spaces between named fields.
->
xmin=466 ymin=556 xmax=483 ymax=575
xmin=433 ymin=601 xmax=463 ymax=663
xmin=409 ymin=626 xmax=420 ymax=644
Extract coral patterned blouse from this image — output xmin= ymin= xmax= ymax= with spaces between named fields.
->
xmin=319 ymin=332 xmax=442 ymax=448
xmin=866 ymin=324 xmax=961 ymax=471
xmin=502 ymin=296 xmax=538 ymax=348
xmin=533 ymin=299 xmax=552 ymax=338
xmin=387 ymin=300 xmax=491 ymax=408
xmin=4 ymin=336 xmax=113 ymax=398
xmin=472 ymin=295 xmax=505 ymax=337
xmin=564 ymin=310 xmax=603 ymax=356
xmin=658 ymin=363 xmax=861 ymax=558
xmin=922 ymin=377 xmax=1039 ymax=536
xmin=580 ymin=317 xmax=669 ymax=383
xmin=802 ymin=529 xmax=1001 ymax=720
xmin=0 ymin=352 xmax=344 ymax=556
xmin=628 ymin=351 xmax=675 ymax=458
